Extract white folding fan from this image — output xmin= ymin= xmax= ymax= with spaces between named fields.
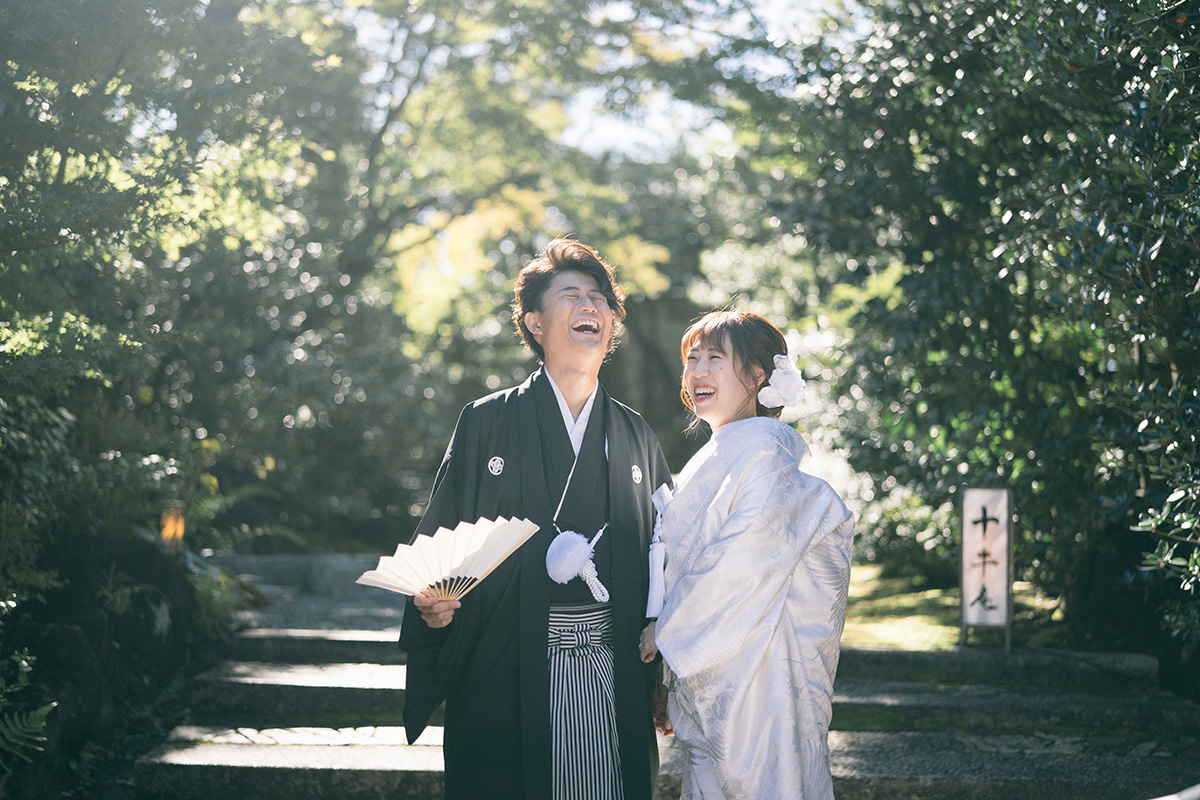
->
xmin=356 ymin=516 xmax=539 ymax=601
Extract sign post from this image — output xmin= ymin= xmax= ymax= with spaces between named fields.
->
xmin=960 ymin=487 xmax=1012 ymax=651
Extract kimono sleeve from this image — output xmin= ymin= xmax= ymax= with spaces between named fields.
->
xmin=397 ymin=403 xmax=478 ymax=653
xmin=650 ymin=437 xmax=673 ymax=495
xmin=656 ymin=448 xmax=848 ymax=679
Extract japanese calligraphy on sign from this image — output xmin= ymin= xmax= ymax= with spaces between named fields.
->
xmin=961 ymin=487 xmax=1011 ymax=630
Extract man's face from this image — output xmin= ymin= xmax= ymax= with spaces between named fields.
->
xmin=524 ymin=270 xmax=614 ymax=361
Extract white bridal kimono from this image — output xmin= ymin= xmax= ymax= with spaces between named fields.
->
xmin=654 ymin=416 xmax=855 ymax=800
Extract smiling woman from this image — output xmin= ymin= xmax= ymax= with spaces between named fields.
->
xmin=641 ymin=308 xmax=854 ymax=800
xmin=679 ymin=309 xmax=788 ymax=431
xmin=682 ymin=340 xmax=759 ymax=431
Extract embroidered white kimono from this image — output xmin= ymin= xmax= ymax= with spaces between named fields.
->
xmin=654 ymin=416 xmax=854 ymax=800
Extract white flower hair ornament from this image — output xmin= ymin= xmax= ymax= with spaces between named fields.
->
xmin=757 ymin=353 xmax=806 ymax=409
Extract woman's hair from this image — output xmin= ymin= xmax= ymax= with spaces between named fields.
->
xmin=512 ymin=238 xmax=626 ymax=362
xmin=679 ymin=309 xmax=788 ymax=427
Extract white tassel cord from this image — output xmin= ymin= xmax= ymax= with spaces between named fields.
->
xmin=546 ymin=524 xmax=610 ymax=603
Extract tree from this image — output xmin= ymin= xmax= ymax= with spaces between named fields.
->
xmin=2 ymin=0 xmax=760 ymax=556
xmin=715 ymin=0 xmax=1198 ymax=665
xmin=0 ymin=0 xmax=774 ymax=783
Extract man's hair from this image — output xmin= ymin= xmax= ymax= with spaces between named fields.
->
xmin=679 ymin=309 xmax=788 ymax=429
xmin=512 ymin=239 xmax=627 ymax=362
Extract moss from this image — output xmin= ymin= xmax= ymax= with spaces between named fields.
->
xmin=842 ymin=564 xmax=1071 ymax=652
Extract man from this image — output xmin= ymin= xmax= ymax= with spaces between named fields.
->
xmin=399 ymin=239 xmax=672 ymax=800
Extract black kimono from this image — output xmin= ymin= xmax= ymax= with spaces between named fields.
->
xmin=399 ymin=369 xmax=672 ymax=800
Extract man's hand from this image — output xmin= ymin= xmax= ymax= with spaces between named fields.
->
xmin=412 ymin=591 xmax=460 ymax=628
xmin=639 ymin=621 xmax=658 ymax=663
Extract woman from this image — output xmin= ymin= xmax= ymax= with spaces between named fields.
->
xmin=639 ymin=310 xmax=855 ymax=800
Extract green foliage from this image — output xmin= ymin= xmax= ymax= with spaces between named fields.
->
xmin=0 ymin=0 xmax=197 ymax=252
xmin=94 ymin=565 xmax=155 ymax=617
xmin=854 ymin=489 xmax=959 ymax=590
xmin=3 ymin=0 xmax=1194 ymax=675
xmin=0 ymin=397 xmax=71 ymax=602
xmin=0 ymin=696 xmax=56 ymax=771
xmin=1131 ymin=381 xmax=1200 ymax=653
xmin=1132 ymin=383 xmax=1199 ymax=581
xmin=0 ymin=396 xmax=64 ymax=772
xmin=187 ymin=568 xmax=260 ymax=644
xmin=0 ymin=606 xmax=56 ymax=771
xmin=1 ymin=0 xmax=763 ymax=563
xmin=1156 ymin=595 xmax=1200 ymax=661
xmin=105 ymin=0 xmax=745 ymax=550
xmin=713 ymin=0 xmax=1199 ymax=650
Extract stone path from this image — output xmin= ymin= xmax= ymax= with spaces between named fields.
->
xmin=131 ymin=554 xmax=1200 ymax=800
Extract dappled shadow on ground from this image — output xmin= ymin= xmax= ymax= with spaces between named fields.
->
xmin=845 ymin=564 xmax=1069 ymax=651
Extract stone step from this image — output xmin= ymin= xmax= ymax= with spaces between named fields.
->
xmin=188 ymin=662 xmax=414 ymax=726
xmin=224 ymin=628 xmax=406 ymax=665
xmin=166 ymin=723 xmax=443 ymax=746
xmin=208 ymin=553 xmax=380 ymax=595
xmin=826 ymin=729 xmax=1200 ymax=800
xmin=188 ymin=660 xmax=1200 ymax=735
xmin=221 ymin=625 xmax=1165 ymax=693
xmin=134 ymin=725 xmax=1200 ymax=800
xmin=838 ymin=645 xmax=1161 ymax=690
xmin=134 ymin=740 xmax=443 ymax=800
xmin=833 ymin=677 xmax=1200 ymax=735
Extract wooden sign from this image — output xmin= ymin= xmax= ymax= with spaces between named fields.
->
xmin=960 ymin=487 xmax=1012 ymax=648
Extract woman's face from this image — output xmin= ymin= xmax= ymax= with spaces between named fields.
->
xmin=683 ymin=336 xmax=761 ymax=430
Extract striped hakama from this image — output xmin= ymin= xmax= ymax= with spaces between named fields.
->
xmin=548 ymin=603 xmax=624 ymax=800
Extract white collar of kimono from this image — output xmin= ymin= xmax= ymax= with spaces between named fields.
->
xmin=541 ymin=367 xmax=612 ymax=603
xmin=543 ymin=367 xmax=599 ymax=456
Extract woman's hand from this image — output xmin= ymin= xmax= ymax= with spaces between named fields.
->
xmin=640 ymin=623 xmax=673 ymax=735
xmin=653 ymin=661 xmax=673 ymax=736
xmin=639 ymin=621 xmax=658 ymax=663
xmin=412 ymin=591 xmax=460 ymax=628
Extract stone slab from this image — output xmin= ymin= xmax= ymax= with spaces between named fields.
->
xmin=827 ymin=730 xmax=1200 ymax=800
xmin=834 ymin=676 xmax=1200 ymax=734
xmin=225 ymin=627 xmax=407 ymax=664
xmin=839 ymin=645 xmax=1160 ymax=689
xmin=189 ymin=662 xmax=411 ymax=726
xmin=186 ymin=657 xmax=1200 ymax=735
xmin=208 ymin=553 xmax=380 ymax=596
xmin=137 ymin=728 xmax=1200 ymax=800
xmin=168 ymin=724 xmax=442 ymax=747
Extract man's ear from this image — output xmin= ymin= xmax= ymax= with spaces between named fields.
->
xmin=524 ymin=310 xmax=543 ymax=339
